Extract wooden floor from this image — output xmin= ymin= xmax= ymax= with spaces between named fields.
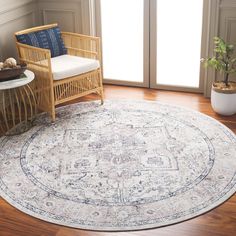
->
xmin=0 ymin=85 xmax=236 ymax=236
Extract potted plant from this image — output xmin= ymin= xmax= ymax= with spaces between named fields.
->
xmin=201 ymin=37 xmax=236 ymax=115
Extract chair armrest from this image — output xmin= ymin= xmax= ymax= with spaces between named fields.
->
xmin=61 ymin=32 xmax=101 ymax=61
xmin=15 ymin=42 xmax=53 ymax=92
xmin=16 ymin=42 xmax=51 ymax=69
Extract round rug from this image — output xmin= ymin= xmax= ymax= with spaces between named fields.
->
xmin=0 ymin=100 xmax=236 ymax=231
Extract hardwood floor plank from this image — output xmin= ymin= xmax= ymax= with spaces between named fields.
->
xmin=0 ymin=85 xmax=235 ymax=236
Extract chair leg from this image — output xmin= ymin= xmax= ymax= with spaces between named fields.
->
xmin=51 ymin=110 xmax=56 ymax=122
xmin=100 ymin=88 xmax=104 ymax=105
xmin=49 ymin=106 xmax=56 ymax=122
xmin=99 ymin=70 xmax=104 ymax=105
xmin=50 ymin=85 xmax=56 ymax=122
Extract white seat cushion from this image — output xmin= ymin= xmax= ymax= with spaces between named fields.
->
xmin=51 ymin=55 xmax=100 ymax=81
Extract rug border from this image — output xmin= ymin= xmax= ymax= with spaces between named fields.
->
xmin=0 ymin=99 xmax=235 ymax=232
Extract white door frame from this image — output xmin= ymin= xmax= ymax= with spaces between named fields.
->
xmin=91 ymin=0 xmax=216 ymax=94
xmin=94 ymin=0 xmax=150 ymax=88
xmin=149 ymin=0 xmax=210 ymax=93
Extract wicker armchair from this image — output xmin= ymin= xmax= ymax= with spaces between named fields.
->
xmin=15 ymin=24 xmax=104 ymax=121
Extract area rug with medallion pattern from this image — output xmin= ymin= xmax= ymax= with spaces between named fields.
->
xmin=0 ymin=100 xmax=236 ymax=231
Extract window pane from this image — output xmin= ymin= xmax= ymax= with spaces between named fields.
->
xmin=101 ymin=0 xmax=144 ymax=82
xmin=156 ymin=0 xmax=203 ymax=87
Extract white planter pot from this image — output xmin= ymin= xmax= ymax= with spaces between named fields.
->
xmin=211 ymin=88 xmax=236 ymax=116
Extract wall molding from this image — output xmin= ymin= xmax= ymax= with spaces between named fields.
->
xmin=203 ymin=0 xmax=221 ymax=97
xmin=42 ymin=9 xmax=77 ymax=32
xmin=0 ymin=11 xmax=35 ymax=27
xmin=225 ymin=17 xmax=236 ymax=42
xmin=0 ymin=0 xmax=35 ymax=14
xmin=0 ymin=0 xmax=36 ymax=60
xmin=36 ymin=0 xmax=84 ymax=33
xmin=220 ymin=0 xmax=236 ymax=8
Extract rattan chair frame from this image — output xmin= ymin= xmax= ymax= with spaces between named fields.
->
xmin=15 ymin=23 xmax=104 ymax=121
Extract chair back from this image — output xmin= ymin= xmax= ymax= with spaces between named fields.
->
xmin=15 ymin=24 xmax=58 ymax=37
xmin=15 ymin=23 xmax=67 ymax=58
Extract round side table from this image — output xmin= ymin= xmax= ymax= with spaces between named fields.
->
xmin=0 ymin=70 xmax=37 ymax=136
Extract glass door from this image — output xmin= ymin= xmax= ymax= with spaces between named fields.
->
xmin=95 ymin=0 xmax=205 ymax=92
xmin=150 ymin=0 xmax=204 ymax=92
xmin=95 ymin=0 xmax=150 ymax=87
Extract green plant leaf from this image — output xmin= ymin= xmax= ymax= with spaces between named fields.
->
xmin=201 ymin=36 xmax=236 ymax=83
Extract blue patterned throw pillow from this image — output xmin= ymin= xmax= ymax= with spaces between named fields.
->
xmin=16 ymin=27 xmax=67 ymax=58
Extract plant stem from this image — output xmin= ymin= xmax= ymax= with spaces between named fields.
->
xmin=224 ymin=60 xmax=230 ymax=86
xmin=224 ymin=72 xmax=229 ymax=87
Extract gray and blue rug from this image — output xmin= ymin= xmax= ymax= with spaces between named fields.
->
xmin=0 ymin=100 xmax=236 ymax=231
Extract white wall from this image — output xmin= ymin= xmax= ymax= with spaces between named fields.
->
xmin=36 ymin=0 xmax=91 ymax=34
xmin=217 ymin=0 xmax=236 ymax=83
xmin=201 ymin=0 xmax=236 ymax=96
xmin=0 ymin=0 xmax=37 ymax=61
xmin=0 ymin=0 xmax=91 ymax=62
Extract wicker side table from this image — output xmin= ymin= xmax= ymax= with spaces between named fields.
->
xmin=0 ymin=70 xmax=36 ymax=136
